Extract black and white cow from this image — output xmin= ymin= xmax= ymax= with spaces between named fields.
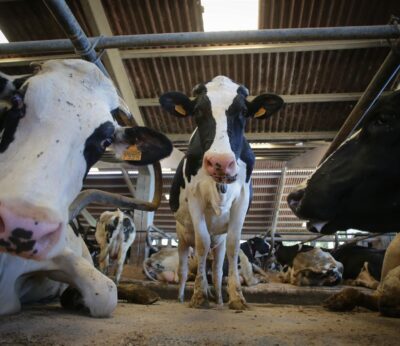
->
xmin=160 ymin=76 xmax=283 ymax=309
xmin=331 ymin=245 xmax=385 ymax=289
xmin=95 ymin=209 xmax=136 ymax=285
xmin=0 ymin=59 xmax=172 ymax=316
xmin=287 ymin=90 xmax=400 ymax=316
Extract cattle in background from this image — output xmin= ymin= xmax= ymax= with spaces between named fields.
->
xmin=287 ymin=90 xmax=400 ymax=316
xmin=95 ymin=209 xmax=136 ymax=284
xmin=160 ymin=76 xmax=283 ymax=309
xmin=143 ymin=245 xmax=266 ymax=287
xmin=0 ymin=60 xmax=172 ymax=316
xmin=331 ymin=245 xmax=385 ymax=289
xmin=240 ymin=236 xmax=270 ymax=264
xmin=272 ymin=243 xmax=342 ymax=286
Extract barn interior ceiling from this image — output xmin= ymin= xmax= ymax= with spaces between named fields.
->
xmin=0 ymin=0 xmax=399 ymax=237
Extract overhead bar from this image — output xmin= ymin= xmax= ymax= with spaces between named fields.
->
xmin=1 ymin=25 xmax=399 ymax=55
xmin=43 ymin=0 xmax=108 ymax=76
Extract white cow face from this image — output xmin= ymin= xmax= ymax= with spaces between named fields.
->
xmin=0 ymin=59 xmax=172 ymax=260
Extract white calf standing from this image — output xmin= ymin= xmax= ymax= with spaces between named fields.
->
xmin=95 ymin=209 xmax=136 ymax=284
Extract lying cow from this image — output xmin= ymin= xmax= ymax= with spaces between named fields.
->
xmin=273 ymin=243 xmax=342 ymax=286
xmin=143 ymin=245 xmax=265 ymax=287
xmin=95 ymin=209 xmax=136 ymax=284
xmin=331 ymin=245 xmax=385 ymax=289
xmin=287 ymin=90 xmax=400 ymax=316
xmin=0 ymin=59 xmax=172 ymax=316
xmin=160 ymin=77 xmax=283 ymax=309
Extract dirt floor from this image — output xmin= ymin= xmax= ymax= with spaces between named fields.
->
xmin=1 ymin=300 xmax=399 ymax=346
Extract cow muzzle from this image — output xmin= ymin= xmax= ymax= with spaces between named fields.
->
xmin=203 ymin=153 xmax=238 ymax=184
xmin=0 ymin=202 xmax=63 ymax=259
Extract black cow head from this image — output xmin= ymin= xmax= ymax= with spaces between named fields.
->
xmin=287 ymin=90 xmax=400 ymax=234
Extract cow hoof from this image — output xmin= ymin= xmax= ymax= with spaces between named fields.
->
xmin=117 ymin=283 xmax=159 ymax=305
xmin=323 ymin=288 xmax=360 ymax=311
xmin=229 ymin=299 xmax=249 ymax=311
xmin=189 ymin=294 xmax=210 ymax=309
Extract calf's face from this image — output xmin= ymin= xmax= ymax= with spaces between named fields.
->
xmin=0 ymin=59 xmax=172 ymax=259
xmin=160 ymin=76 xmax=283 ymax=183
xmin=287 ymin=90 xmax=400 ymax=234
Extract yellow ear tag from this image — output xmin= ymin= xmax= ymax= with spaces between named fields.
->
xmin=254 ymin=107 xmax=267 ymax=118
xmin=122 ymin=144 xmax=142 ymax=161
xmin=175 ymin=104 xmax=187 ymax=116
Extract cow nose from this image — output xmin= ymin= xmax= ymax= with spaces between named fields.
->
xmin=204 ymin=153 xmax=237 ymax=180
xmin=0 ymin=202 xmax=62 ymax=258
xmin=287 ymin=189 xmax=305 ymax=213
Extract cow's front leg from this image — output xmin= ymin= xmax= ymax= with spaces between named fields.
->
xmin=189 ymin=209 xmax=210 ymax=308
xmin=114 ymin=247 xmax=129 ymax=285
xmin=212 ymin=236 xmax=226 ymax=306
xmin=98 ymin=246 xmax=110 ymax=276
xmin=50 ymin=249 xmax=117 ymax=317
xmin=226 ymin=193 xmax=249 ymax=310
xmin=177 ymin=223 xmax=190 ymax=303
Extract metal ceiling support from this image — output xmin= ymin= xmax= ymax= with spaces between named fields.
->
xmin=0 ymin=39 xmax=389 ymax=67
xmin=43 ymin=0 xmax=108 ymax=77
xmin=168 ymin=131 xmax=337 ymax=143
xmin=137 ymin=92 xmax=373 ymax=107
xmin=320 ymin=39 xmax=400 ymax=162
xmin=80 ymin=0 xmax=145 ymax=126
xmin=1 ymin=25 xmax=399 ymax=55
xmin=270 ymin=166 xmax=288 ymax=248
xmin=120 ymin=39 xmax=389 ymax=59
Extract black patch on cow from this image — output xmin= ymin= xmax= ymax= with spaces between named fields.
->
xmin=0 ymin=227 xmax=36 ymax=254
xmin=331 ymin=245 xmax=385 ymax=281
xmin=12 ymin=228 xmax=33 ymax=239
xmin=0 ymin=76 xmax=7 ymax=94
xmin=83 ymin=121 xmax=115 ymax=177
xmin=106 ymin=222 xmax=117 ymax=242
xmin=0 ymin=92 xmax=25 ymax=153
xmin=60 ymin=286 xmax=88 ymax=313
xmin=12 ymin=76 xmax=30 ymax=90
xmin=122 ymin=218 xmax=135 ymax=242
xmin=169 ymin=159 xmax=185 ymax=212
xmin=240 ymin=237 xmax=270 ymax=263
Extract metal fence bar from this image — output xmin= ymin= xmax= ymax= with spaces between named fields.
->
xmin=43 ymin=0 xmax=108 ymax=76
xmin=1 ymin=25 xmax=399 ymax=55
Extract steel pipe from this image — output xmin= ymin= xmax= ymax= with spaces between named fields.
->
xmin=1 ymin=25 xmax=399 ymax=56
xmin=320 ymin=39 xmax=400 ymax=162
xmin=43 ymin=0 xmax=108 ymax=76
xmin=69 ymin=162 xmax=163 ymax=221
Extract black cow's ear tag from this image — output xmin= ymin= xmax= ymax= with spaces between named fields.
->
xmin=254 ymin=107 xmax=267 ymax=118
xmin=175 ymin=105 xmax=187 ymax=116
xmin=122 ymin=144 xmax=142 ymax=161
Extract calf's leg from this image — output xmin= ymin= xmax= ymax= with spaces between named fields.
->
xmin=177 ymin=224 xmax=190 ymax=302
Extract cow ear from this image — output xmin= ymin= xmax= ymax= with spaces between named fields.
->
xmin=111 ymin=127 xmax=173 ymax=165
xmin=246 ymin=93 xmax=284 ymax=119
xmin=159 ymin=92 xmax=194 ymax=117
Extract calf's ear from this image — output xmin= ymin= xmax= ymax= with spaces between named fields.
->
xmin=112 ymin=127 xmax=173 ymax=165
xmin=159 ymin=92 xmax=194 ymax=117
xmin=246 ymin=93 xmax=284 ymax=119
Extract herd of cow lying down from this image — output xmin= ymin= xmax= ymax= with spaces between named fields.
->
xmin=0 ymin=59 xmax=399 ymax=318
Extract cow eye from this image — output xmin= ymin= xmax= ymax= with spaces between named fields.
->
xmin=101 ymin=137 xmax=113 ymax=149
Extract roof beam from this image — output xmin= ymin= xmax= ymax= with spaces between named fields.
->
xmin=120 ymin=39 xmax=389 ymax=59
xmin=0 ymin=39 xmax=388 ymax=67
xmin=137 ymin=92 xmax=372 ymax=107
xmin=168 ymin=131 xmax=336 ymax=143
xmin=80 ymin=0 xmax=144 ymax=126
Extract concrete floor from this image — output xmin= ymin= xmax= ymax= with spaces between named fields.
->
xmin=0 ymin=300 xmax=399 ymax=346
